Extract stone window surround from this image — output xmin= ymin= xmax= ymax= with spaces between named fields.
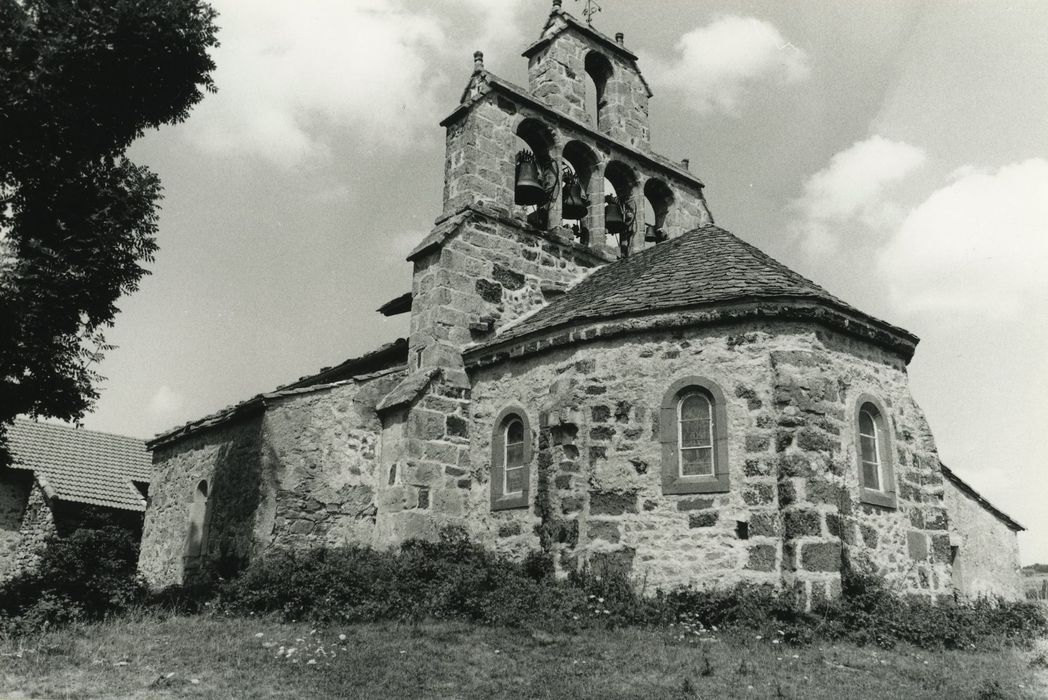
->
xmin=853 ymin=393 xmax=898 ymax=509
xmin=660 ymin=376 xmax=730 ymax=495
xmin=184 ymin=479 xmax=212 ymax=569
xmin=490 ymin=405 xmax=533 ymax=511
xmin=583 ymin=49 xmax=614 ymax=129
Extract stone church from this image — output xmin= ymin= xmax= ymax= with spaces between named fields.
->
xmin=137 ymin=3 xmax=1025 ymax=604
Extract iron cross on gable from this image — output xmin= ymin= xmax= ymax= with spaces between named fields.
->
xmin=575 ymin=0 xmax=602 ymax=25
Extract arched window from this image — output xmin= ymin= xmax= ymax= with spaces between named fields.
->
xmin=678 ymin=392 xmax=714 ymax=477
xmin=584 ymin=51 xmax=613 ymax=128
xmin=603 ymin=160 xmax=638 ymax=256
xmin=514 ymin=119 xmax=558 ymax=229
xmin=504 ymin=417 xmax=526 ymax=494
xmin=561 ymin=140 xmax=598 ymax=244
xmin=184 ymin=479 xmax=211 ymax=569
xmin=854 ymin=396 xmax=897 ymax=508
xmin=642 ymin=178 xmax=674 ymax=246
xmin=660 ymin=377 xmax=730 ymax=494
xmin=491 ymin=407 xmax=532 ymax=510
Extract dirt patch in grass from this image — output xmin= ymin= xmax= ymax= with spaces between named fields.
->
xmin=1 ymin=613 xmax=1044 ymax=699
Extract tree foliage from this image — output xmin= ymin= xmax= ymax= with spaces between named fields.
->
xmin=0 ymin=0 xmax=218 ymax=459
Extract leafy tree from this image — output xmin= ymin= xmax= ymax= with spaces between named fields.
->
xmin=0 ymin=0 xmax=218 ymax=460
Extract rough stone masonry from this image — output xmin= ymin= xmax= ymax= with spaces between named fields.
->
xmin=137 ymin=2 xmax=1024 ymax=606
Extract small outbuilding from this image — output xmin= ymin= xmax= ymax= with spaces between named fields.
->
xmin=0 ymin=419 xmax=151 ymax=582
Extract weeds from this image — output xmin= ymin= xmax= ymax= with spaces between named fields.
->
xmin=3 ymin=525 xmax=1045 ymax=653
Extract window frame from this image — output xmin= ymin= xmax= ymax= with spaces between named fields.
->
xmin=491 ymin=406 xmax=533 ymax=511
xmin=853 ymin=394 xmax=897 ymax=508
xmin=660 ymin=376 xmax=730 ymax=494
xmin=677 ymin=391 xmax=715 ymax=477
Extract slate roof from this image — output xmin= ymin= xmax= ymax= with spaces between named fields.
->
xmin=278 ymin=338 xmax=408 ymax=391
xmin=375 ymin=368 xmax=440 ymax=414
xmin=471 ymin=225 xmax=916 ymax=352
xmin=149 ymin=340 xmax=410 ymax=448
xmin=6 ymin=419 xmax=151 ymax=512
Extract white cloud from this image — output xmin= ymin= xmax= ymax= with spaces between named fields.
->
xmin=148 ymin=385 xmax=184 ymax=418
xmin=454 ymin=0 xmax=527 ymax=53
xmin=185 ymin=1 xmax=525 ymax=166
xmin=879 ymin=158 xmax=1048 ymax=316
xmin=647 ymin=16 xmax=810 ymax=115
xmin=790 ymin=136 xmax=926 ymax=257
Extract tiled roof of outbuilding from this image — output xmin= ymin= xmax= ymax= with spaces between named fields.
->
xmin=471 ymin=225 xmax=916 ymax=353
xmin=6 ymin=419 xmax=151 ymax=512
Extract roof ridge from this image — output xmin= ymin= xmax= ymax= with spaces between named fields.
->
xmin=465 ymin=224 xmax=916 ymax=358
xmin=700 ymin=226 xmax=846 ymax=306
xmin=12 ymin=417 xmax=148 ymax=443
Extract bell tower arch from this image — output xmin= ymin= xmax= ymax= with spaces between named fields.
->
xmin=524 ymin=1 xmax=653 ymax=149
xmin=375 ymin=0 xmax=714 ymax=544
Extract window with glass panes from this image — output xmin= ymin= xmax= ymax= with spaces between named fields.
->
xmin=858 ymin=406 xmax=883 ymax=491
xmin=503 ymin=417 xmax=526 ymax=494
xmin=678 ymin=392 xmax=714 ymax=477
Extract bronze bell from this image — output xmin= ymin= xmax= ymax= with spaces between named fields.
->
xmin=605 ymin=196 xmax=626 ymax=234
xmin=515 ymin=151 xmax=546 ymax=206
xmin=562 ymin=177 xmax=588 ymax=220
xmin=644 ymin=223 xmax=664 ymax=243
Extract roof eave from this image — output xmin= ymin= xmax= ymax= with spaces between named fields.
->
xmin=522 ymin=10 xmax=640 ymax=63
xmin=941 ymin=463 xmax=1025 ymax=532
xmin=463 ymin=297 xmax=919 ymax=369
xmin=409 ymin=202 xmax=615 ymax=266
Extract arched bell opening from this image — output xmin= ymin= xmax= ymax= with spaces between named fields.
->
xmin=642 ymin=178 xmax=674 ymax=248
xmin=584 ymin=51 xmax=613 ymax=130
xmin=561 ymin=140 xmax=599 ymax=245
xmin=603 ymin=160 xmax=639 ymax=257
xmin=514 ymin=118 xmax=558 ymax=229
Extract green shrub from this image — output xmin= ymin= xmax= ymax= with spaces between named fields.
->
xmin=815 ymin=569 xmax=1048 ymax=649
xmin=0 ymin=526 xmax=145 ymax=633
xmin=8 ymin=524 xmax=1044 ymax=651
xmin=218 ymin=528 xmax=590 ymax=629
xmin=213 ymin=529 xmax=1047 ymax=649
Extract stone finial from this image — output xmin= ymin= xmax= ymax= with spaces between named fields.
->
xmin=615 ymin=32 xmax=624 ymax=45
xmin=681 ymin=158 xmax=690 ymax=171
xmin=473 ymin=50 xmax=484 ymax=72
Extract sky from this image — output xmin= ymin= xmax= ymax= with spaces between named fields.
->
xmin=78 ymin=1 xmax=1047 ymax=564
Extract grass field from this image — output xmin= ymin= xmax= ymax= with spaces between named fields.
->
xmin=2 ymin=613 xmax=1046 ymax=699
xmin=1024 ymin=569 xmax=1048 ymax=603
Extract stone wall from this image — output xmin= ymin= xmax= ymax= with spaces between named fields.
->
xmin=766 ymin=331 xmax=953 ymax=604
xmin=263 ymin=372 xmax=402 ymax=549
xmin=9 ymin=482 xmax=57 ymax=581
xmin=461 ymin=321 xmax=953 ymax=605
xmin=526 ymin=15 xmax=650 ymax=149
xmin=2 ymin=471 xmax=145 ymax=583
xmin=138 ymin=416 xmax=263 ymax=587
xmin=410 ymin=211 xmax=601 ymax=380
xmin=0 ymin=470 xmax=31 ymax=581
xmin=373 ymin=380 xmax=477 ymax=547
xmin=138 ymin=371 xmax=402 ymax=588
xmin=441 ymin=88 xmax=708 ymax=249
xmin=944 ymin=476 xmax=1023 ymax=600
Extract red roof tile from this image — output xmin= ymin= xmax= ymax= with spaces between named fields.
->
xmin=7 ymin=419 xmax=151 ymax=512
